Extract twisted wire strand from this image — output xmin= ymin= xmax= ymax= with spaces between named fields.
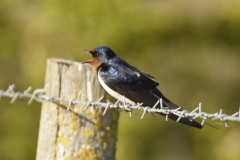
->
xmin=1 ymin=85 xmax=240 ymax=127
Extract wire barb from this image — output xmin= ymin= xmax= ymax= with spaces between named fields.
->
xmin=84 ymin=101 xmax=91 ymax=111
xmin=67 ymin=99 xmax=74 ymax=111
xmin=153 ymin=100 xmax=160 ymax=109
xmin=140 ymin=107 xmax=148 ymax=120
xmin=160 ymin=98 xmax=163 ymax=109
xmin=102 ymin=103 xmax=110 ymax=116
xmin=97 ymin=96 xmax=104 ymax=102
xmin=129 ymin=110 xmax=133 ymax=118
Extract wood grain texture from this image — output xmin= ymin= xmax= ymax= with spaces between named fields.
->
xmin=36 ymin=58 xmax=119 ymax=160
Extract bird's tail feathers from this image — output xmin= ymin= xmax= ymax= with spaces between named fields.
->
xmin=155 ymin=92 xmax=202 ymax=129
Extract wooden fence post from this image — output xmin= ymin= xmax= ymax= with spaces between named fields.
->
xmin=36 ymin=58 xmax=119 ymax=160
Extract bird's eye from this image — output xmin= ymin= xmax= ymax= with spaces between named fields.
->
xmin=94 ymin=52 xmax=100 ymax=57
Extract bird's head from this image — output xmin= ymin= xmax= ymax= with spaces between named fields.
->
xmin=84 ymin=46 xmax=116 ymax=63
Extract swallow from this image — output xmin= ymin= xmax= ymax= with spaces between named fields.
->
xmin=83 ymin=46 xmax=202 ymax=129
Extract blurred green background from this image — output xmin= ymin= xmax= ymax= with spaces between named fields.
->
xmin=1 ymin=0 xmax=240 ymax=159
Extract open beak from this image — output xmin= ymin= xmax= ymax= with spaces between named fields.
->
xmin=83 ymin=49 xmax=91 ymax=54
xmin=82 ymin=49 xmax=92 ymax=64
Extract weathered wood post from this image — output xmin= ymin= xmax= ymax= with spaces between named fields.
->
xmin=36 ymin=58 xmax=119 ymax=160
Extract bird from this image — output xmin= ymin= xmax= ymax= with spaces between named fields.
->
xmin=83 ymin=46 xmax=202 ymax=129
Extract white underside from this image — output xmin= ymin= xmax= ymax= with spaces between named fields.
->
xmin=98 ymin=72 xmax=136 ymax=105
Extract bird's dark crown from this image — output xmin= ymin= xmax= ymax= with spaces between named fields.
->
xmin=88 ymin=46 xmax=116 ymax=63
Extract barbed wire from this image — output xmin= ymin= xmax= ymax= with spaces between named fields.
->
xmin=1 ymin=84 xmax=240 ymax=127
